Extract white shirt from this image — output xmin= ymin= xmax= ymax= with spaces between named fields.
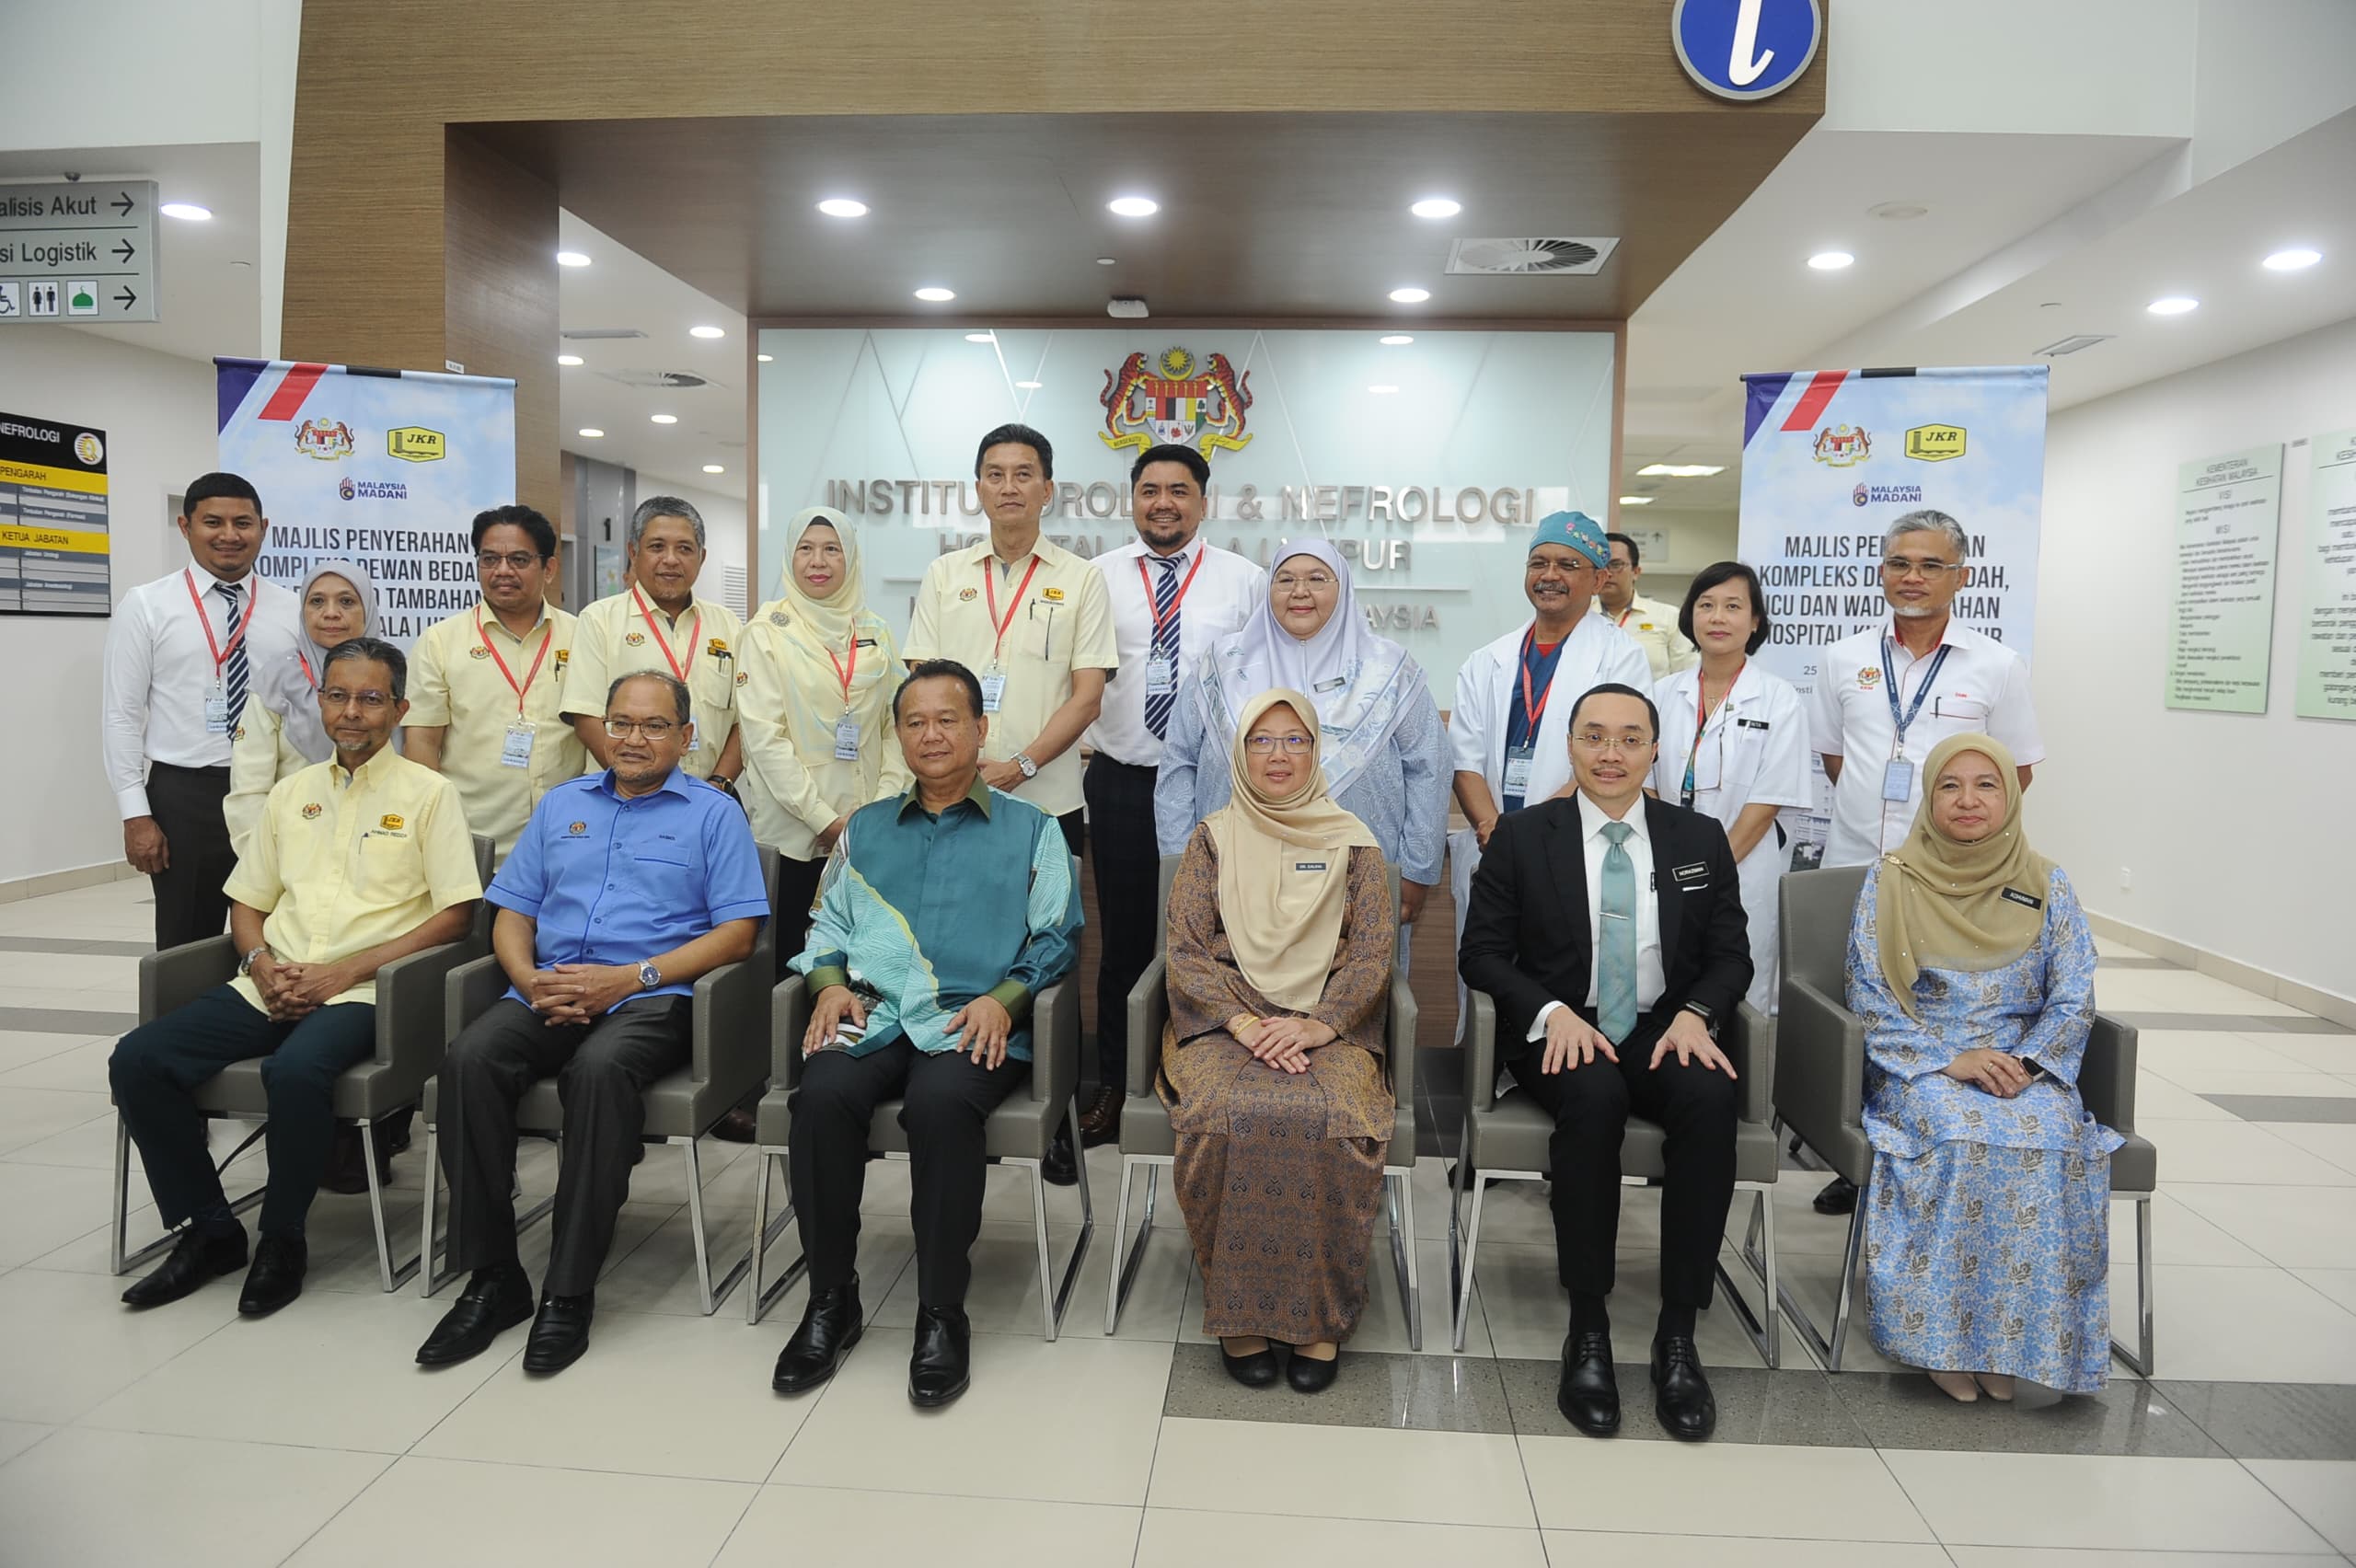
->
xmin=102 ymin=567 xmax=304 ymax=819
xmin=1083 ymin=536 xmax=1265 ymax=767
xmin=1530 ymin=791 xmax=1666 ymax=1041
xmin=1450 ymin=613 xmax=1652 ymax=812
xmin=1649 ymin=662 xmax=1812 ymax=822
xmin=1809 ymin=617 xmax=2045 ymax=868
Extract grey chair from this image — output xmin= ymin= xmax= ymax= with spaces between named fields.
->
xmin=1773 ymin=863 xmax=2157 ymax=1375
xmin=1448 ymin=987 xmax=1782 ymax=1363
xmin=1103 ymin=854 xmax=1422 ymax=1346
xmin=416 ymin=844 xmax=781 ymax=1316
xmin=745 ymin=968 xmax=1092 ymax=1338
xmin=111 ymin=833 xmax=497 ymax=1294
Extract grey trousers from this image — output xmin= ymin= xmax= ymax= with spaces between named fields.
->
xmin=437 ymin=995 xmax=691 ymax=1297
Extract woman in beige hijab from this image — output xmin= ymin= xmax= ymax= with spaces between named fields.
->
xmin=1161 ymin=688 xmax=1395 ymax=1393
xmin=1844 ymin=733 xmax=2119 ymax=1403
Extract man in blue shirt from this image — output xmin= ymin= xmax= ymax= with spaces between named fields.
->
xmin=415 ymin=672 xmax=767 ymax=1375
xmin=771 ymin=660 xmax=1080 ymax=1408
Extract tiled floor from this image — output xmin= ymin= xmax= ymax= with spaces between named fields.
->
xmin=0 ymin=878 xmax=2352 ymax=1565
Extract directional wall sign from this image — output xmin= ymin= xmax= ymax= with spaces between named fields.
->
xmin=0 ymin=180 xmax=159 ymax=325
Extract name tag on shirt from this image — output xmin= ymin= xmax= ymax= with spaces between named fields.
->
xmin=1738 ymin=718 xmax=1770 ymax=731
xmin=204 ymin=681 xmax=231 ymax=735
xmin=1294 ymin=860 xmax=1328 ymax=872
xmin=2000 ymin=888 xmax=2043 ymax=909
xmin=1881 ymin=757 xmax=1914 ymax=802
xmin=1146 ymin=652 xmax=1176 ymax=696
xmin=501 ymin=722 xmax=535 ymax=769
xmin=833 ymin=711 xmax=860 ymax=762
xmin=979 ymin=671 xmax=1007 ymax=713
xmin=1670 ymin=861 xmax=1711 ymax=887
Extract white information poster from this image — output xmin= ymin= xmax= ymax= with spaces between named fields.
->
xmin=2167 ymin=444 xmax=2282 ymax=714
xmin=2295 ymin=430 xmax=2356 ymax=721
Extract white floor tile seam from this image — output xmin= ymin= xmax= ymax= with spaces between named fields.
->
xmin=2231 ymin=1456 xmax=2356 ymax=1564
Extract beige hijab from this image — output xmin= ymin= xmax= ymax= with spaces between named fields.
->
xmin=1205 ymin=688 xmax=1381 ymax=1011
xmin=1876 ymin=732 xmax=2056 ymax=1019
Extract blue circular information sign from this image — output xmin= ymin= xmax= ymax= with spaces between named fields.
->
xmin=1671 ymin=0 xmax=1822 ymax=101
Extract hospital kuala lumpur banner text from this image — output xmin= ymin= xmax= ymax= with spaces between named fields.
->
xmin=216 ymin=359 xmax=518 ymax=649
xmin=1736 ymin=363 xmax=2050 ymax=863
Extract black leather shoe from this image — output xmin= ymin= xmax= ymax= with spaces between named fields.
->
xmin=318 ymin=1126 xmax=394 ymax=1196
xmin=1219 ymin=1341 xmax=1281 ymax=1388
xmin=1650 ymin=1334 xmax=1717 ymax=1441
xmin=1077 ymin=1085 xmax=1121 ymax=1148
xmin=711 ymin=1107 xmax=757 ymax=1145
xmin=1040 ymin=1125 xmax=1080 ymax=1187
xmin=1557 ymin=1330 xmax=1621 ymax=1435
xmin=1813 ymin=1174 xmax=1858 ymax=1215
xmin=772 ymin=1277 xmax=864 ymax=1393
xmin=121 ymin=1226 xmax=247 ymax=1309
xmin=521 ymin=1291 xmax=595 ymax=1375
xmin=1286 ymin=1347 xmax=1342 ymax=1393
xmin=237 ymin=1234 xmax=307 ymax=1318
xmin=908 ymin=1303 xmax=971 ymax=1407
xmin=415 ymin=1265 xmax=535 ymax=1366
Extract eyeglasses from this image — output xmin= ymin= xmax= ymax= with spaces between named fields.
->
xmin=1599 ymin=559 xmax=1634 ymax=575
xmin=320 ymin=688 xmax=393 ymax=710
xmin=476 ymin=551 xmax=542 ymax=572
xmin=1571 ymin=731 xmax=1653 ymax=755
xmin=602 ymin=718 xmax=678 ymax=739
xmin=1273 ymin=573 xmax=1335 ymax=592
xmin=1880 ymin=557 xmax=1960 ymax=579
xmin=1243 ymin=734 xmax=1314 ymax=754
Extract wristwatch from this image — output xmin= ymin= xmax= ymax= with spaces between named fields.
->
xmin=638 ymin=959 xmax=662 ymax=990
xmin=1680 ymin=1000 xmax=1720 ymax=1038
xmin=1013 ymin=752 xmax=1039 ymax=779
xmin=237 ymin=943 xmax=272 ymax=976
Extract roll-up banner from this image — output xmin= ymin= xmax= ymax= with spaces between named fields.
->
xmin=1736 ymin=364 xmax=2050 ymax=863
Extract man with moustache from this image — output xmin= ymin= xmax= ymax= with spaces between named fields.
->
xmin=1595 ymin=531 xmax=1699 ymax=680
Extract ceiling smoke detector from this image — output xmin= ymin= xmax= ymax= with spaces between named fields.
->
xmin=595 ymin=369 xmax=711 ymax=389
xmin=1446 ymin=236 xmax=1618 ymax=276
xmin=2035 ymin=334 xmax=2114 ymax=358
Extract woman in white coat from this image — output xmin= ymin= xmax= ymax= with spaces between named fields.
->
xmin=1648 ymin=561 xmax=1810 ymax=1014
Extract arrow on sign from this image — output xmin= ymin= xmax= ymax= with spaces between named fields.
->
xmin=114 ymin=286 xmax=137 ymax=310
xmin=111 ymin=193 xmax=134 ymax=215
xmin=112 ymin=239 xmax=136 ymax=263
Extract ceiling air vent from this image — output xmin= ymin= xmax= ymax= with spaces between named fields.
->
xmin=595 ymin=369 xmax=710 ymax=389
xmin=1446 ymin=237 xmax=1620 ymax=276
xmin=560 ymin=327 xmax=649 ymax=340
xmin=2036 ymin=333 xmax=2114 ymax=358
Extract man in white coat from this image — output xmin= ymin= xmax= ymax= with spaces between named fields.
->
xmin=1449 ymin=511 xmax=1651 ymax=1036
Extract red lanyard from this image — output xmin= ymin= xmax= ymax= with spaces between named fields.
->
xmin=478 ymin=606 xmax=554 ymax=713
xmin=1138 ymin=548 xmax=1206 ymax=637
xmin=297 ymin=651 xmax=317 ymax=688
xmin=1615 ymin=606 xmax=1634 ymax=627
xmin=1697 ymin=659 xmax=1743 ymax=736
xmin=630 ymin=586 xmax=701 ymax=684
xmin=982 ymin=556 xmax=1041 ymax=663
xmin=826 ymin=633 xmax=859 ymax=711
xmin=1518 ymin=626 xmax=1563 ymax=731
xmin=182 ymin=569 xmax=258 ymax=674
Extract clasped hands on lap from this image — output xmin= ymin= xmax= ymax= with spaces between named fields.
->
xmin=1940 ymin=1046 xmax=2032 ymax=1098
xmin=806 ymin=984 xmax=1015 ymax=1068
xmin=517 ymin=964 xmax=643 ymax=1025
xmin=1538 ymin=1005 xmax=1736 ymax=1079
xmin=248 ymin=952 xmax=363 ymax=1023
xmin=1227 ymin=1011 xmax=1336 ymax=1074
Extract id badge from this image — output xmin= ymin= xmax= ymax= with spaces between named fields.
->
xmin=833 ymin=710 xmax=860 ymax=762
xmin=1146 ymin=652 xmax=1176 ymax=697
xmin=203 ymin=681 xmax=231 ymax=735
xmin=979 ymin=671 xmax=1007 ymax=714
xmin=1881 ymin=757 xmax=1915 ymax=803
xmin=500 ymin=722 xmax=535 ymax=769
xmin=1502 ymin=745 xmax=1535 ymax=796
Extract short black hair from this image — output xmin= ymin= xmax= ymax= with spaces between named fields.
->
xmin=894 ymin=658 xmax=986 ymax=722
xmin=183 ymin=471 xmax=261 ymax=516
xmin=322 ymin=636 xmax=408 ymax=700
xmin=1679 ymin=560 xmax=1772 ymax=655
xmin=975 ymin=423 xmax=1054 ymax=481
xmin=1568 ymin=681 xmax=1659 ymax=741
xmin=607 ymin=671 xmax=692 ymax=724
xmin=1605 ymin=531 xmax=1640 ymax=569
xmin=1129 ymin=443 xmax=1209 ymax=490
xmin=472 ymin=503 xmax=558 ymax=559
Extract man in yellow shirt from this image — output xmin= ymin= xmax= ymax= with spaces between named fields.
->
xmin=1596 ymin=531 xmax=1699 ymax=680
xmin=562 ymin=496 xmax=746 ymax=790
xmin=110 ymin=637 xmax=481 ymax=1318
xmin=405 ymin=505 xmax=586 ymax=860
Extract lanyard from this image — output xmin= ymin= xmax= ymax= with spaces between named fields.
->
xmin=1517 ymin=626 xmax=1563 ymax=732
xmin=982 ymin=556 xmax=1042 ymax=664
xmin=1880 ymin=635 xmax=1951 ymax=747
xmin=1682 ymin=661 xmax=1742 ymax=803
xmin=1615 ymin=606 xmax=1634 ymax=628
xmin=630 ymin=586 xmax=702 ymax=685
xmin=478 ymin=605 xmax=555 ymax=713
xmin=182 ymin=569 xmax=258 ymax=675
xmin=826 ymin=632 xmax=860 ymax=712
xmin=1138 ymin=548 xmax=1207 ymax=637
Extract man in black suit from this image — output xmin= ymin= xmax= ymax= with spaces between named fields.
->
xmin=1459 ymin=683 xmax=1751 ymax=1441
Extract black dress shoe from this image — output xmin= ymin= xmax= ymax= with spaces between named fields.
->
xmin=318 ymin=1126 xmax=394 ymax=1196
xmin=1650 ymin=1334 xmax=1717 ymax=1441
xmin=1813 ymin=1174 xmax=1858 ymax=1215
xmin=121 ymin=1226 xmax=247 ymax=1309
xmin=415 ymin=1265 xmax=536 ymax=1366
xmin=521 ymin=1291 xmax=595 ymax=1375
xmin=772 ymin=1277 xmax=864 ymax=1394
xmin=711 ymin=1107 xmax=757 ymax=1145
xmin=237 ymin=1234 xmax=307 ymax=1318
xmin=1219 ymin=1342 xmax=1281 ymax=1389
xmin=1077 ymin=1085 xmax=1121 ymax=1148
xmin=1040 ymin=1126 xmax=1080 ymax=1188
xmin=908 ymin=1303 xmax=971 ymax=1407
xmin=1557 ymin=1330 xmax=1621 ymax=1435
xmin=1286 ymin=1347 xmax=1342 ymax=1394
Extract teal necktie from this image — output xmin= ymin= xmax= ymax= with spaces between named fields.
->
xmin=1598 ymin=820 xmax=1638 ymax=1044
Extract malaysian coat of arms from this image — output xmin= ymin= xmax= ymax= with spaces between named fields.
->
xmin=1101 ymin=346 xmax=1253 ymax=456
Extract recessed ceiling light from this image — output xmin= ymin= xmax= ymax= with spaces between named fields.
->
xmin=914 ymin=286 xmax=955 ymax=302
xmin=1014 ymin=380 xmax=1042 ymax=390
xmin=1868 ymin=201 xmax=1929 ymax=221
xmin=964 ymin=331 xmax=996 ymax=343
xmin=577 ymin=428 xmax=604 ymax=439
xmin=1368 ymin=384 xmax=1400 ymax=395
xmin=1389 ymin=286 xmax=1430 ymax=304
xmin=2263 ymin=248 xmax=2322 ymax=271
xmin=2147 ymin=295 xmax=2199 ymax=316
xmin=1807 ymin=251 xmax=1854 ymax=270
xmin=1380 ymin=334 xmax=1415 ymax=346
xmin=555 ymin=250 xmax=591 ymax=268
xmin=1096 ymin=257 xmax=1117 ymax=266
xmin=817 ymin=198 xmax=868 ymax=218
xmin=650 ymin=413 xmax=678 ymax=425
xmin=756 ymin=353 xmax=774 ymax=363
xmin=1410 ymin=197 xmax=1461 ymax=220
xmin=1635 ymin=463 xmax=1726 ymax=478
xmin=556 ymin=353 xmax=583 ymax=366
xmin=1107 ymin=196 xmax=1159 ymax=217
xmin=159 ymin=202 xmax=212 ymax=221
xmin=1617 ymin=495 xmax=1654 ymax=506
xmin=689 ymin=325 xmax=725 ymax=340
xmin=702 ymin=464 xmax=725 ymax=475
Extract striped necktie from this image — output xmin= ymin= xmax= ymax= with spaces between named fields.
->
xmin=1597 ymin=820 xmax=1638 ymax=1044
xmin=219 ymin=581 xmax=249 ymax=729
xmin=1144 ymin=554 xmax=1181 ymax=740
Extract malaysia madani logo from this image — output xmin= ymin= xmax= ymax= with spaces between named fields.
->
xmin=1101 ymin=346 xmax=1252 ymax=456
xmin=1811 ymin=424 xmax=1871 ymax=467
xmin=339 ymin=477 xmax=356 ymax=501
xmin=294 ymin=417 xmax=354 ymax=460
xmin=1852 ymin=482 xmax=1868 ymax=508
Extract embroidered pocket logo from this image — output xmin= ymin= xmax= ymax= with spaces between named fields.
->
xmin=707 ymin=639 xmax=730 ymax=657
xmin=1043 ymin=586 xmax=1065 ymax=602
xmin=1858 ymin=666 xmax=1881 ymax=689
xmin=468 ymin=645 xmax=491 ymax=660
xmin=958 ymin=587 xmax=978 ymax=602
xmin=300 ymin=802 xmax=323 ymax=820
xmin=568 ymin=820 xmax=588 ymax=836
xmin=625 ymin=631 xmax=647 ymax=647
xmin=378 ymin=813 xmax=405 ymax=831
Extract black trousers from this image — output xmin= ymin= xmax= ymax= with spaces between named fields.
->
xmin=1053 ymin=808 xmax=1084 ymax=860
xmin=145 ymin=762 xmax=237 ymax=951
xmin=791 ymin=1039 xmax=1023 ymax=1307
xmin=1511 ymin=1011 xmax=1739 ymax=1311
xmin=1081 ymin=755 xmax=1158 ymax=1089
xmin=773 ymin=852 xmax=825 ymax=983
xmin=437 ymin=995 xmax=692 ymax=1297
xmin=110 ymin=984 xmax=375 ymax=1236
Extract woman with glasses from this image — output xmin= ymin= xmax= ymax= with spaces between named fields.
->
xmin=1649 ymin=562 xmax=1810 ymax=1013
xmin=1161 ymin=689 xmax=1395 ymax=1392
xmin=1156 ymin=539 xmax=1446 ymax=930
xmin=226 ymin=559 xmax=386 ymax=859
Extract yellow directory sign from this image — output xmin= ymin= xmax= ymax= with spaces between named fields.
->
xmin=0 ymin=409 xmax=110 ymax=615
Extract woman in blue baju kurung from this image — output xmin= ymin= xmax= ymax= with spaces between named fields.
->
xmin=1845 ymin=733 xmax=2120 ymax=1402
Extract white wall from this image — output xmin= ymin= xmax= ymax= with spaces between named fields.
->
xmin=2034 ymin=315 xmax=2356 ymax=999
xmin=1 ymin=330 xmax=220 ymax=883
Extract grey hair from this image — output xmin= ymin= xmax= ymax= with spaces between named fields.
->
xmin=606 ymin=671 xmax=691 ymax=724
xmin=322 ymin=635 xmax=408 ymax=700
xmin=1883 ymin=509 xmax=1969 ymax=560
xmin=629 ymin=495 xmax=706 ymax=550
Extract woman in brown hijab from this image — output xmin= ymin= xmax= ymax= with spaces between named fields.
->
xmin=1161 ymin=688 xmax=1396 ymax=1393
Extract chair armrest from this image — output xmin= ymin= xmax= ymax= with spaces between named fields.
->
xmin=1465 ymin=988 xmax=1498 ymax=1112
xmin=375 ymin=935 xmax=487 ymax=1082
xmin=1773 ymin=974 xmax=1864 ymax=1154
xmin=1727 ymin=1001 xmax=1773 ymax=1126
xmin=1029 ymin=979 xmax=1078 ymax=1107
xmin=2078 ymin=1012 xmax=2137 ymax=1137
xmin=444 ymin=952 xmax=509 ymax=1043
xmin=1126 ymin=956 xmax=1169 ymax=1099
xmin=692 ymin=957 xmax=769 ymax=1105
xmin=140 ymin=935 xmax=240 ymax=1023
xmin=772 ymin=974 xmax=809 ymax=1091
xmin=1385 ymin=971 xmax=1418 ymax=1109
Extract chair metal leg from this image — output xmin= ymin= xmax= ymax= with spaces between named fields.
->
xmin=113 ymin=1113 xmax=268 ymax=1276
xmin=1773 ymin=1173 xmax=1868 ymax=1372
xmin=1103 ymin=1156 xmax=1137 ymax=1334
xmin=1104 ymin=1159 xmax=1161 ymax=1335
xmin=358 ymin=1116 xmax=420 ymax=1293
xmin=1451 ymin=1173 xmax=1489 ymax=1354
xmin=2111 ymin=1193 xmax=2155 ymax=1377
xmin=1014 ymin=1098 xmax=1095 ymax=1342
xmin=1717 ymin=1183 xmax=1781 ymax=1368
xmin=745 ymin=1147 xmax=807 ymax=1328
xmin=679 ymin=1135 xmax=753 ymax=1317
xmin=1389 ymin=1167 xmax=1422 ymax=1352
